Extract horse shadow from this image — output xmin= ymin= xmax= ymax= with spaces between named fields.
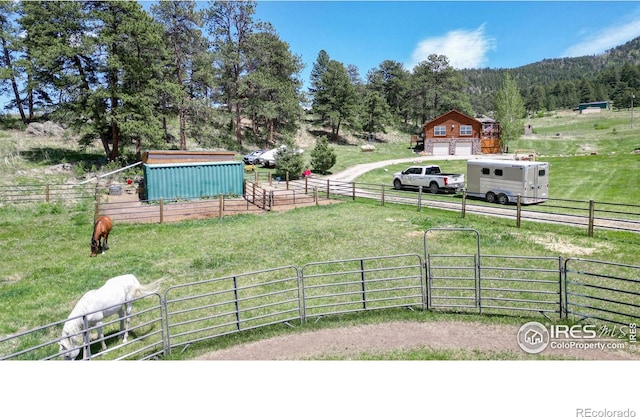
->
xmin=76 ymin=327 xmax=154 ymax=360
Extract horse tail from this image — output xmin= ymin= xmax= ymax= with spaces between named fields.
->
xmin=133 ymin=278 xmax=165 ymax=297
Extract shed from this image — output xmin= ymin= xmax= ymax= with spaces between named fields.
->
xmin=578 ymin=101 xmax=610 ymax=113
xmin=142 ymin=160 xmax=244 ymax=201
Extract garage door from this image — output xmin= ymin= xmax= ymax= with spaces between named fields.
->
xmin=455 ymin=142 xmax=472 ymax=155
xmin=433 ymin=142 xmax=449 ymax=156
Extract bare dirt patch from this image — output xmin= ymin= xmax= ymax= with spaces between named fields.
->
xmin=196 ymin=320 xmax=638 ymax=360
xmin=523 ymin=232 xmax=612 ymax=256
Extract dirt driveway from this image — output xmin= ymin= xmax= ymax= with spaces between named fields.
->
xmin=197 ymin=320 xmax=638 ymax=360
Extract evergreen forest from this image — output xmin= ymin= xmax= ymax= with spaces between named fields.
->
xmin=1 ymin=1 xmax=638 ymax=161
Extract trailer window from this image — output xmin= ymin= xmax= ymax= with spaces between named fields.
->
xmin=434 ymin=126 xmax=446 ymax=136
xmin=538 ymin=169 xmax=546 ymax=176
xmin=481 ymin=168 xmax=490 ymax=175
xmin=494 ymin=169 xmax=503 ymax=176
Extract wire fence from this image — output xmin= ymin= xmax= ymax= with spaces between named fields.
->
xmin=2 ymin=176 xmax=639 ymax=234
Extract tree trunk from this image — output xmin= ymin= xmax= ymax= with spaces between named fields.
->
xmin=110 ymin=118 xmax=119 ymax=161
xmin=269 ymin=118 xmax=274 ymax=144
xmin=1 ymin=37 xmax=26 ymax=124
xmin=235 ymin=102 xmax=242 ymax=145
xmin=179 ymin=107 xmax=186 ymax=150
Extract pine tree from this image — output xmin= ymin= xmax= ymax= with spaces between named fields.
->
xmin=274 ymin=137 xmax=304 ymax=180
xmin=313 ymin=59 xmax=358 ymax=141
xmin=309 ymin=136 xmax=336 ymax=175
xmin=152 ymin=0 xmax=207 ymax=151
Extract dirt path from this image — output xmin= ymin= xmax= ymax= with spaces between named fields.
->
xmin=197 ymin=320 xmax=638 ymax=360
xmin=325 ymin=154 xmax=507 ymax=183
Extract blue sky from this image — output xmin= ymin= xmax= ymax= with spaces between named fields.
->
xmin=251 ymin=1 xmax=640 ymax=84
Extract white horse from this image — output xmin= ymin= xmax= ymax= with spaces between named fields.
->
xmin=58 ymin=274 xmax=163 ymax=360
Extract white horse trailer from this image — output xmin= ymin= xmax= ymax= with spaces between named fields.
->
xmin=466 ymin=159 xmax=549 ymax=204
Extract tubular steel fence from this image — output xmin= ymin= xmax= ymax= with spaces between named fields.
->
xmin=0 ymin=293 xmax=164 ymax=361
xmin=1 ymin=230 xmax=637 ymax=360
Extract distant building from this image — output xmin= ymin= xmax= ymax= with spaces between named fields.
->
xmin=577 ymin=101 xmax=610 ymax=114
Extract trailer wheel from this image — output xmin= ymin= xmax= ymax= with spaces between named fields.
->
xmin=486 ymin=192 xmax=497 ymax=203
xmin=497 ymin=194 xmax=509 ymax=205
xmin=428 ymin=182 xmax=439 ymax=194
xmin=393 ymin=179 xmax=403 ymax=190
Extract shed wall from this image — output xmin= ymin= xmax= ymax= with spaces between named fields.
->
xmin=143 ymin=161 xmax=244 ymax=201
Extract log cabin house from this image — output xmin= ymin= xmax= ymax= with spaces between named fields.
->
xmin=410 ymin=109 xmax=502 ymax=155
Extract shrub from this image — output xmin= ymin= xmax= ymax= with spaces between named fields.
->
xmin=275 ymin=138 xmax=305 ymax=180
xmin=310 ymin=136 xmax=337 ymax=174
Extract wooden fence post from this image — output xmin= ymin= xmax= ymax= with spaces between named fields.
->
xmin=326 ymin=179 xmax=330 ymax=199
xmin=352 ymin=183 xmax=356 ymax=201
xmin=314 ymin=187 xmax=318 ymax=205
xmin=516 ymin=194 xmax=522 ymax=228
xmin=417 ymin=186 xmax=422 ymax=212
xmin=461 ymin=191 xmax=466 ymax=218
xmin=381 ymin=184 xmax=385 ymax=206
xmin=219 ymin=194 xmax=224 ymax=217
xmin=588 ymin=200 xmax=595 ymax=237
xmin=159 ymin=198 xmax=164 ymax=224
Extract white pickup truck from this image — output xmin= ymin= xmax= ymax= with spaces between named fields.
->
xmin=392 ymin=165 xmax=465 ymax=194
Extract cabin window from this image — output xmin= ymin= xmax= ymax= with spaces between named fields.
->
xmin=494 ymin=169 xmax=503 ymax=176
xmin=460 ymin=125 xmax=472 ymax=136
xmin=481 ymin=168 xmax=490 ymax=175
xmin=434 ymin=126 xmax=446 ymax=136
xmin=539 ymin=169 xmax=546 ymax=176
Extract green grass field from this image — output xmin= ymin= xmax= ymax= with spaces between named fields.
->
xmin=0 ymin=109 xmax=639 ymax=360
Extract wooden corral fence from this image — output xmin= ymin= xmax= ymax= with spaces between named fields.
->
xmin=0 ymin=183 xmax=96 ymax=205
xmin=96 ymin=179 xmax=333 ymax=224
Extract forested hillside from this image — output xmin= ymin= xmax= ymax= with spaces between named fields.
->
xmin=1 ymin=0 xmax=639 ymax=163
xmin=461 ymin=36 xmax=640 ymax=115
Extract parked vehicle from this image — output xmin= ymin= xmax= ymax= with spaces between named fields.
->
xmin=466 ymin=159 xmax=549 ymax=204
xmin=392 ymin=165 xmax=465 ymax=194
xmin=243 ymin=149 xmax=267 ymax=165
xmin=257 ymin=148 xmax=279 ymax=168
xmin=257 ymin=145 xmax=304 ymax=168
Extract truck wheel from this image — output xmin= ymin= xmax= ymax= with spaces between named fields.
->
xmin=497 ymin=194 xmax=509 ymax=205
xmin=428 ymin=182 xmax=439 ymax=194
xmin=486 ymin=192 xmax=497 ymax=203
xmin=393 ymin=179 xmax=403 ymax=190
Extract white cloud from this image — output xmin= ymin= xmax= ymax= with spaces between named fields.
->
xmin=563 ymin=16 xmax=640 ymax=57
xmin=406 ymin=24 xmax=496 ymax=70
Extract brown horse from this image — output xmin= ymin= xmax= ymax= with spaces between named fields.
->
xmin=90 ymin=215 xmax=113 ymax=257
